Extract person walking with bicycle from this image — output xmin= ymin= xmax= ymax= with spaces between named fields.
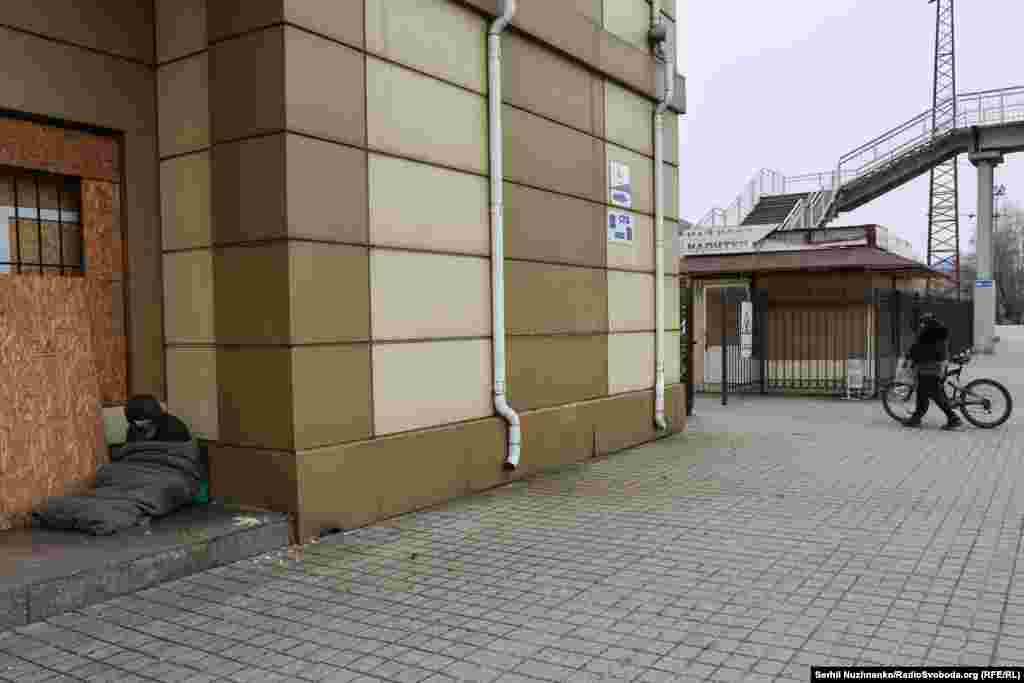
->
xmin=902 ymin=313 xmax=963 ymax=430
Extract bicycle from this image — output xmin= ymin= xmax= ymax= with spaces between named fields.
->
xmin=881 ymin=348 xmax=1013 ymax=429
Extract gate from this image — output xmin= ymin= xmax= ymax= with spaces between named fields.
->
xmin=695 ymin=285 xmax=767 ymax=404
xmin=764 ymin=293 xmax=878 ymax=398
xmin=681 ymin=280 xmax=694 ymax=416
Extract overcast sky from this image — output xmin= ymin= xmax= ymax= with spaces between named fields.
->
xmin=677 ymin=0 xmax=1024 ymax=262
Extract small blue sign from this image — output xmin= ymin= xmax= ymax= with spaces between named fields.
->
xmin=976 ymin=279 xmax=994 ymax=288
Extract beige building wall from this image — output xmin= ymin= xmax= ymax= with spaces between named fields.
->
xmin=0 ymin=0 xmax=686 ymax=541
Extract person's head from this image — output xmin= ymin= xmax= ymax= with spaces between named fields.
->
xmin=917 ymin=312 xmax=941 ymax=334
xmin=125 ymin=394 xmax=164 ymax=441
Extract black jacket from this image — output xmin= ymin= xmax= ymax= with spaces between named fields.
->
xmin=907 ymin=325 xmax=950 ymax=375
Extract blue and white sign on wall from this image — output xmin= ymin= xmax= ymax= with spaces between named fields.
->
xmin=608 ymin=210 xmax=634 ymax=243
xmin=976 ymin=279 xmax=995 ymax=289
xmin=609 ymin=161 xmax=632 ymax=209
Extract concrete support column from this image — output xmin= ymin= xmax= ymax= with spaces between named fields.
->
xmin=968 ymin=150 xmax=1004 ymax=354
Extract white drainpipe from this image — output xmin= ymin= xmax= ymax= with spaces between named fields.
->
xmin=489 ymin=0 xmax=521 ymax=470
xmin=653 ymin=1 xmax=674 ymax=432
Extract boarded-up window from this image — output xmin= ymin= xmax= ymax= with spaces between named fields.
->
xmin=0 ymin=168 xmax=83 ymax=275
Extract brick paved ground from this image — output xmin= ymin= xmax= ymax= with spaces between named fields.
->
xmin=3 ymin=327 xmax=1023 ymax=683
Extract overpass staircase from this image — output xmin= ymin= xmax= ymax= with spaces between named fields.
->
xmin=698 ymin=86 xmax=1024 ymax=236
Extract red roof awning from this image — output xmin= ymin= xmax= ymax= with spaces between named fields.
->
xmin=681 ymin=245 xmax=952 ymax=282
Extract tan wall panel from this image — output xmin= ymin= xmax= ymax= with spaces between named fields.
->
xmin=298 ymin=442 xmax=380 ymax=534
xmin=607 ymin=143 xmax=653 ymax=216
xmin=157 ymin=53 xmax=210 ymax=158
xmin=297 ymin=417 xmax=506 ymax=537
xmin=597 ymin=25 xmax=657 ymax=97
xmin=155 ymin=0 xmax=206 ymax=64
xmin=608 ymin=331 xmax=654 ymax=393
xmin=367 ymin=58 xmax=487 ymax=174
xmin=217 ymin=346 xmax=294 ymax=450
xmin=0 ymin=28 xmax=155 ymax=132
xmin=664 ymin=162 xmax=679 ymax=220
xmin=286 ymin=135 xmax=367 ymax=243
xmin=369 ymin=154 xmax=489 ymax=256
xmin=292 ymin=344 xmax=371 ymax=450
xmin=506 ymin=261 xmax=608 ymax=336
xmin=290 ymin=242 xmax=369 ymax=344
xmin=503 ymin=32 xmax=602 ymax=135
xmin=0 ymin=0 xmax=154 ymax=63
xmin=571 ymin=0 xmax=604 ymax=23
xmin=373 ymin=421 xmax=502 ymax=520
xmin=166 ymin=346 xmax=219 ymax=440
xmin=285 ymin=27 xmax=365 ymax=146
xmin=666 ymin=382 xmax=686 ymax=433
xmin=214 ymin=243 xmax=291 ymax=345
xmin=163 ymin=250 xmax=215 ymax=343
xmin=504 ymin=106 xmax=603 ymax=202
xmin=370 ymin=250 xmax=491 ymax=340
xmin=209 ymin=27 xmax=285 ymax=143
xmin=606 ymin=211 xmax=654 ymax=272
xmin=608 ymin=270 xmax=654 ymax=332
xmin=507 ymin=334 xmax=608 ymax=411
xmin=513 ymin=2 xmax=598 ymax=71
xmin=666 ymin=276 xmax=680 ymax=330
xmin=285 ymin=0 xmax=364 ymax=48
xmin=665 ymin=111 xmax=679 ymax=165
xmin=606 ymin=80 xmax=653 ymax=156
xmin=603 ymin=0 xmax=651 ymax=50
xmin=206 ymin=0 xmax=283 ymax=43
xmin=161 ymin=151 xmax=212 ymax=250
xmin=665 ymin=330 xmax=681 ymax=384
xmin=208 ymin=444 xmax=298 ymax=516
xmin=372 ymin=339 xmax=492 ymax=436
xmin=366 ymin=0 xmax=486 ymax=93
xmin=504 ymin=182 xmax=605 ymax=268
xmin=519 ymin=402 xmax=594 ymax=475
xmin=585 ymin=390 xmax=658 ymax=456
xmin=665 ymin=219 xmax=679 ymax=275
xmin=211 ymin=134 xmax=286 ymax=244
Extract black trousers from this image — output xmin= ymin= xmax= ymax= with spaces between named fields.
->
xmin=909 ymin=374 xmax=959 ymax=423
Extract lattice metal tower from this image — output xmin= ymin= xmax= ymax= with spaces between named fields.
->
xmin=926 ymin=0 xmax=960 ymax=288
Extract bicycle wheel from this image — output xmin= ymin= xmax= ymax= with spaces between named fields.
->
xmin=882 ymin=381 xmax=918 ymax=424
xmin=960 ymin=379 xmax=1013 ymax=429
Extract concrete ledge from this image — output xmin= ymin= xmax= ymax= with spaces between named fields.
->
xmin=0 ymin=502 xmax=289 ymax=628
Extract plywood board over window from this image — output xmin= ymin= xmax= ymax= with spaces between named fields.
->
xmin=0 ymin=118 xmax=124 ymax=530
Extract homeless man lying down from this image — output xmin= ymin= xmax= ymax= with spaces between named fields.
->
xmin=32 ymin=396 xmax=200 ymax=535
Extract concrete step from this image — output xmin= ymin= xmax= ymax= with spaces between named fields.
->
xmin=0 ymin=501 xmax=290 ymax=629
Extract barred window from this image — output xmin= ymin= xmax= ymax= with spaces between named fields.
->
xmin=0 ymin=168 xmax=83 ymax=276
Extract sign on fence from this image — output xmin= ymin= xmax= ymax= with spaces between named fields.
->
xmin=976 ymin=279 xmax=994 ymax=289
xmin=740 ymin=301 xmax=753 ymax=359
xmin=846 ymin=355 xmax=865 ymax=400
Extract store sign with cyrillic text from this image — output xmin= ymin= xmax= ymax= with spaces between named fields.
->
xmin=679 ymin=224 xmax=778 ymax=256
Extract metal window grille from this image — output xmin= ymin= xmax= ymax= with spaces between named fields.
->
xmin=0 ymin=167 xmax=84 ymax=276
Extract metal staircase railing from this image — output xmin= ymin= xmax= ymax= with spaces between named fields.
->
xmin=696 ymin=86 xmax=1024 ymax=230
xmin=696 ymin=168 xmax=785 ymax=227
xmin=834 ymin=85 xmax=1024 ymax=195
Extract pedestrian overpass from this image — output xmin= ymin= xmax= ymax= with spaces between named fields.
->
xmin=698 ymin=86 xmax=1024 ymax=233
xmin=694 ymin=85 xmax=1024 ymax=354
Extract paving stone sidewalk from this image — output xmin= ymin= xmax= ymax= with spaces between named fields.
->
xmin=3 ymin=327 xmax=1023 ymax=683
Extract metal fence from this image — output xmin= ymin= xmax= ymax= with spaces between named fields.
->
xmin=691 ymin=288 xmax=973 ymax=401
